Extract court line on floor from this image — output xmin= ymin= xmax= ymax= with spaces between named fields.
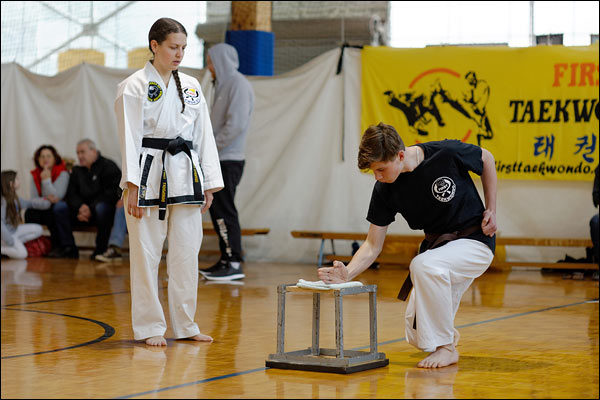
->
xmin=115 ymin=297 xmax=598 ymax=399
xmin=356 ymin=297 xmax=599 ymax=349
xmin=1 ymin=308 xmax=115 ymax=359
xmin=1 ymin=290 xmax=132 ymax=307
xmin=2 ymin=284 xmax=175 ymax=307
xmin=115 ymin=368 xmax=268 ymax=399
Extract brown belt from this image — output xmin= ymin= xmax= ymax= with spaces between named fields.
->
xmin=397 ymin=224 xmax=481 ymax=301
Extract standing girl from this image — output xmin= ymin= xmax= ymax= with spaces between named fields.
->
xmin=114 ymin=18 xmax=223 ymax=346
xmin=1 ymin=170 xmax=51 ymax=259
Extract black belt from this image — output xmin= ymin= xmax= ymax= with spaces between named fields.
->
xmin=141 ymin=137 xmax=204 ymax=220
xmin=397 ymin=225 xmax=481 ymax=301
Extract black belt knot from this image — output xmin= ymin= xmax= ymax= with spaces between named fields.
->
xmin=142 ymin=137 xmax=193 ymax=153
xmin=141 ymin=137 xmax=204 ymax=220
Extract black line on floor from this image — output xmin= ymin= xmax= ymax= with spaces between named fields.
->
xmin=1 ymin=308 xmax=115 ymax=359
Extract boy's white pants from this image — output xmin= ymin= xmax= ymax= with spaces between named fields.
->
xmin=1 ymin=223 xmax=43 ymax=259
xmin=405 ymin=238 xmax=493 ymax=352
xmin=125 ymin=197 xmax=203 ymax=341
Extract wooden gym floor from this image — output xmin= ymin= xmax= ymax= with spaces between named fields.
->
xmin=1 ymin=255 xmax=598 ymax=399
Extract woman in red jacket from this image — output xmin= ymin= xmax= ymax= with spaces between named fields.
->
xmin=25 ymin=145 xmax=69 ymax=253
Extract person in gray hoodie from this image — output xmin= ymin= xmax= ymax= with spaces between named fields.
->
xmin=200 ymin=43 xmax=255 ymax=281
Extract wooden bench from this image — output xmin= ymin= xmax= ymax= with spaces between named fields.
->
xmin=46 ymin=223 xmax=270 ymax=254
xmin=290 ymin=230 xmax=598 ymax=270
xmin=70 ymin=223 xmax=270 ymax=236
xmin=199 ymin=224 xmax=269 ymax=257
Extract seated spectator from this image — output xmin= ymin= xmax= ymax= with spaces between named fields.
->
xmin=24 ymin=145 xmax=70 ymax=251
xmin=1 ymin=170 xmax=50 ymax=259
xmin=95 ymin=201 xmax=127 ymax=262
xmin=48 ymin=139 xmax=121 ymax=259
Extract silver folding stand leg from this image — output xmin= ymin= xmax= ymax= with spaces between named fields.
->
xmin=370 ymin=291 xmax=377 ymax=354
xmin=334 ymin=290 xmax=344 ymax=358
xmin=276 ymin=284 xmax=286 ymax=354
xmin=311 ymin=292 xmax=320 ymax=355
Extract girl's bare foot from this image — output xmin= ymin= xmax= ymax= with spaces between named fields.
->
xmin=145 ymin=336 xmax=167 ymax=346
xmin=189 ymin=333 xmax=213 ymax=342
xmin=453 ymin=328 xmax=460 ymax=347
xmin=417 ymin=344 xmax=458 ymax=368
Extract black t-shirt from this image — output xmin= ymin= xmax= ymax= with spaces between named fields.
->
xmin=366 ymin=139 xmax=495 ymax=253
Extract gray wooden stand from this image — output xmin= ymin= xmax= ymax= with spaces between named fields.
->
xmin=265 ymin=283 xmax=389 ymax=374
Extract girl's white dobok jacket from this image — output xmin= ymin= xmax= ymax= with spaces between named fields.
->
xmin=114 ymin=62 xmax=223 ymax=215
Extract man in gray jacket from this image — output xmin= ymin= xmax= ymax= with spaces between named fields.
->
xmin=200 ymin=43 xmax=255 ymax=281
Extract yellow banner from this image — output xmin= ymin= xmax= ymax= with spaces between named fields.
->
xmin=361 ymin=45 xmax=599 ymax=181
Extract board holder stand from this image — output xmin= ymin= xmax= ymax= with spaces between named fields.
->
xmin=265 ymin=283 xmax=389 ymax=374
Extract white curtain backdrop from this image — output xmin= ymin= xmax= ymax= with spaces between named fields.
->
xmin=1 ymin=48 xmax=596 ymax=264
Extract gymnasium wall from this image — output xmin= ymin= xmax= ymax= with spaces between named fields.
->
xmin=1 ymin=48 xmax=596 ymax=264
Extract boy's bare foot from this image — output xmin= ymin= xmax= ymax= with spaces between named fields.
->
xmin=189 ymin=333 xmax=213 ymax=342
xmin=417 ymin=344 xmax=458 ymax=368
xmin=145 ymin=336 xmax=167 ymax=346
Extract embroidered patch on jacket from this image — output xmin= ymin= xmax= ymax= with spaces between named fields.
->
xmin=431 ymin=176 xmax=456 ymax=202
xmin=148 ymin=81 xmax=163 ymax=102
xmin=183 ymin=87 xmax=201 ymax=105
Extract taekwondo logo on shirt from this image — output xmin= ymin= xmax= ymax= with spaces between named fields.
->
xmin=183 ymin=87 xmax=201 ymax=105
xmin=431 ymin=176 xmax=456 ymax=202
xmin=147 ymin=81 xmax=163 ymax=102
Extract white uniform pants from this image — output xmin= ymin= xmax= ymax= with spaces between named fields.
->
xmin=1 ymin=223 xmax=43 ymax=259
xmin=405 ymin=238 xmax=493 ymax=352
xmin=125 ymin=195 xmax=203 ymax=341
